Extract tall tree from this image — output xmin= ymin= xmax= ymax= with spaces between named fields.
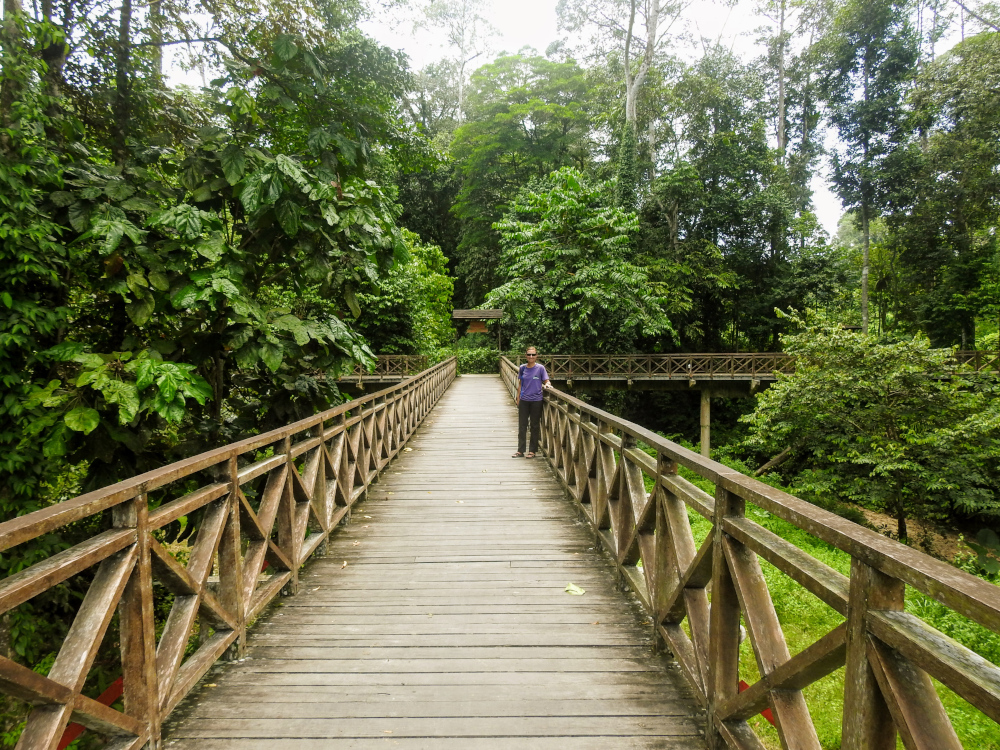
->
xmin=450 ymin=53 xmax=591 ymax=303
xmin=556 ymin=0 xmax=688 ymax=134
xmin=819 ymin=0 xmax=918 ymax=333
xmin=885 ymin=31 xmax=1000 ymax=345
xmin=416 ymin=0 xmax=497 ymax=123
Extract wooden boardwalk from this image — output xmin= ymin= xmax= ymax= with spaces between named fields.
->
xmin=163 ymin=374 xmax=705 ymax=749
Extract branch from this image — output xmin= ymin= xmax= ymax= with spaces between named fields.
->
xmin=950 ymin=0 xmax=1000 ymax=32
xmin=131 ymin=36 xmax=222 ymax=48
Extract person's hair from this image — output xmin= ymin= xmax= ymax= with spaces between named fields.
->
xmin=525 ymin=346 xmax=537 ymax=353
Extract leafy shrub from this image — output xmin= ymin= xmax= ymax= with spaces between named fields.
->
xmin=456 ymin=348 xmax=498 ymax=374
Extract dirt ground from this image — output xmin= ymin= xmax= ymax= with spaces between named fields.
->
xmin=856 ymin=506 xmax=971 ymax=562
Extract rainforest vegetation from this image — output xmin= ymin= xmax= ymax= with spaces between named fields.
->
xmin=2 ymin=0 xmax=1000 ymax=743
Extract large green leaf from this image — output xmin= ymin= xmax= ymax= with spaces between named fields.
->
xmin=50 ymin=190 xmax=75 ymax=207
xmin=126 ymin=292 xmax=155 ymax=325
xmin=221 ymin=145 xmax=247 ymax=185
xmin=344 ymin=285 xmax=361 ymax=319
xmin=274 ymin=34 xmax=299 ymax=62
xmin=105 ymin=180 xmax=136 ymax=201
xmin=260 ymin=341 xmax=284 ymax=372
xmin=276 ymin=200 xmax=301 ymax=236
xmin=65 ymin=406 xmax=100 ymax=434
xmin=102 ymin=380 xmax=141 ymax=424
xmin=273 ymin=314 xmax=310 ymax=345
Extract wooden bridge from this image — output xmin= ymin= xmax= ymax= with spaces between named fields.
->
xmin=1 ymin=359 xmax=1000 ymax=749
xmin=345 ymin=351 xmax=998 ymax=392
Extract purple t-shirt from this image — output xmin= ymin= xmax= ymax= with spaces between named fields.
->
xmin=518 ymin=363 xmax=549 ymax=401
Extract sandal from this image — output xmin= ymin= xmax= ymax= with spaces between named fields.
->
xmin=525 ymin=452 xmax=536 ymax=459
xmin=512 ymin=452 xmax=524 ymax=457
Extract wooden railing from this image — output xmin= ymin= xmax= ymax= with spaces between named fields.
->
xmin=510 ymin=353 xmax=795 ymax=381
xmin=341 ymin=354 xmax=429 ymax=380
xmin=510 ymin=350 xmax=998 ymax=381
xmin=501 ymin=356 xmax=1000 ymax=749
xmin=0 ymin=358 xmax=456 ymax=750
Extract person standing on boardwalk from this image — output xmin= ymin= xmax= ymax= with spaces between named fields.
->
xmin=513 ymin=347 xmax=551 ymax=459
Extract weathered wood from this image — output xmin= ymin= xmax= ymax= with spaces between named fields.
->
xmin=0 ymin=359 xmax=456 ymax=749
xmin=866 ymin=637 xmax=961 ymax=750
xmin=707 ymin=487 xmax=741 ymax=749
xmin=115 ymin=496 xmax=160 ymax=748
xmin=842 ymin=560 xmax=902 ymax=750
xmin=498 ymin=355 xmax=995 ymax=748
xmin=159 ymin=375 xmax=704 ymax=748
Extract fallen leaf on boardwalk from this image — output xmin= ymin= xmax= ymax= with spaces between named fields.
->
xmin=341 ymin=561 xmax=348 ymax=568
xmin=363 ymin=515 xmax=373 ymax=519
xmin=592 ymin=622 xmax=600 ymax=625
xmin=564 ymin=583 xmax=586 ymax=596
xmin=456 ymin=500 xmax=463 ymax=504
xmin=353 ymin=541 xmax=360 ymax=546
xmin=387 ymin=492 xmax=394 ymax=495
xmin=384 ymin=730 xmax=393 ymax=734
xmin=404 ymin=448 xmax=413 ymax=452
xmin=205 ymin=684 xmax=217 ymax=688
xmin=362 ymin=525 xmax=369 ymax=528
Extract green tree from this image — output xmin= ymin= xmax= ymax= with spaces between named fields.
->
xmin=485 ymin=167 xmax=687 ymax=353
xmin=883 ymin=31 xmax=1000 ymax=346
xmin=356 ymin=230 xmax=456 ymax=354
xmin=742 ymin=313 xmax=1000 ymax=540
xmin=451 ymin=53 xmax=591 ymax=303
xmin=818 ymin=0 xmax=919 ymax=334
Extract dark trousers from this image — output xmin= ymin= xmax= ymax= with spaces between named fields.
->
xmin=518 ymin=399 xmax=543 ymax=453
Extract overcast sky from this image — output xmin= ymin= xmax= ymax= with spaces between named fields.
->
xmin=362 ymin=0 xmax=845 ymax=235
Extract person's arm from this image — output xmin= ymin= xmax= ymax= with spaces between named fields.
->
xmin=542 ymin=366 xmax=552 ymax=389
xmin=515 ymin=366 xmax=521 ymax=405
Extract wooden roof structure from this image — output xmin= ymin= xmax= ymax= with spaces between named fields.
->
xmin=452 ymin=309 xmax=503 ymax=319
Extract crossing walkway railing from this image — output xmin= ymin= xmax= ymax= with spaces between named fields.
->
xmin=501 ymin=355 xmax=1000 ymax=750
xmin=0 ymin=358 xmax=456 ymax=750
xmin=341 ymin=354 xmax=429 ymax=381
xmin=508 ymin=350 xmax=997 ymax=382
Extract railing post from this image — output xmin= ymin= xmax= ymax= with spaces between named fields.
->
xmin=707 ymin=485 xmax=743 ymax=749
xmin=114 ymin=494 xmax=161 ymax=749
xmin=220 ymin=456 xmax=246 ymax=659
xmin=279 ymin=435 xmax=299 ymax=595
xmin=842 ymin=559 xmax=903 ymax=750
xmin=700 ymin=390 xmax=711 ymax=458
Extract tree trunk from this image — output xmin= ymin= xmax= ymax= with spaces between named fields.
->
xmin=777 ymin=0 xmax=786 ymax=164
xmin=896 ymin=509 xmax=907 ymax=542
xmin=861 ymin=203 xmax=870 ymax=334
xmin=149 ymin=0 xmax=164 ymax=80
xmin=113 ymin=0 xmax=133 ymax=165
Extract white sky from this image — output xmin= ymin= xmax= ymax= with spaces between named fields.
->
xmin=362 ymin=0 xmax=845 ymax=235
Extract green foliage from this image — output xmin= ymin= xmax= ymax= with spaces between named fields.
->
xmin=614 ymin=123 xmax=638 ymax=211
xmin=451 ymin=53 xmax=591 ymax=303
xmin=355 ymin=230 xmax=455 ymax=355
xmin=741 ymin=312 xmax=1000 ymax=540
xmin=485 ymin=167 xmax=687 ymax=353
xmin=0 ymin=6 xmax=431 ymax=703
xmin=455 ymin=347 xmax=499 ymax=374
xmin=880 ymin=32 xmax=1000 ymax=346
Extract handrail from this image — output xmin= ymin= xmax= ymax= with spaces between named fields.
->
xmin=508 ymin=350 xmax=999 ymax=381
xmin=342 ymin=354 xmax=429 ymax=379
xmin=0 ymin=357 xmax=457 ymax=750
xmin=501 ymin=355 xmax=1000 ymax=749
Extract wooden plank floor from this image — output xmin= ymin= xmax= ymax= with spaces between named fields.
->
xmin=163 ymin=374 xmax=706 ymax=749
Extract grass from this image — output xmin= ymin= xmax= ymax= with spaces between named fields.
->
xmin=635 ymin=443 xmax=1000 ymax=748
